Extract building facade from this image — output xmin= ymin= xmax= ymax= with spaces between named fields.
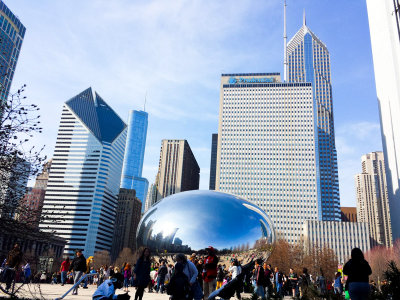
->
xmin=355 ymin=152 xmax=392 ymax=246
xmin=302 ymin=220 xmax=371 ymax=264
xmin=216 ymin=73 xmax=319 ymax=243
xmin=0 ymin=1 xmax=25 ymax=103
xmin=120 ymin=110 xmax=149 ymax=212
xmin=366 ymin=0 xmax=400 ymax=242
xmin=39 ymin=88 xmax=127 ymax=256
xmin=155 ymin=139 xmax=200 ymax=201
xmin=18 ymin=160 xmax=52 ymax=228
xmin=111 ymin=188 xmax=142 ymax=260
xmin=287 ymin=19 xmax=340 ymax=221
xmin=209 ymin=133 xmax=218 ymax=190
xmin=340 ymin=207 xmax=357 ymax=222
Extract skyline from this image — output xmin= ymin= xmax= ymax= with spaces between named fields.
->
xmin=8 ymin=0 xmax=381 ymax=207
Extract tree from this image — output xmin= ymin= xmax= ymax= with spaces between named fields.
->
xmin=114 ymin=247 xmax=138 ymax=267
xmin=0 ymin=85 xmax=46 ymax=224
xmin=93 ymin=250 xmax=111 ymax=270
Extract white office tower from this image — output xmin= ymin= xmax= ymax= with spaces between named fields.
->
xmin=303 ymin=221 xmax=371 ymax=264
xmin=216 ymin=73 xmax=318 ymax=242
xmin=39 ymin=88 xmax=127 ymax=256
xmin=355 ymin=152 xmax=392 ymax=247
xmin=366 ymin=0 xmax=400 ymax=242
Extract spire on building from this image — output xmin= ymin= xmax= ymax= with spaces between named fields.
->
xmin=283 ymin=0 xmax=287 ymax=82
xmin=303 ymin=9 xmax=306 ymax=26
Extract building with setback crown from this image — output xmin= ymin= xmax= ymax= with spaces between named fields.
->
xmin=366 ymin=0 xmax=400 ymax=242
xmin=120 ymin=110 xmax=148 ymax=213
xmin=216 ymin=73 xmax=317 ymax=242
xmin=39 ymin=88 xmax=127 ymax=256
xmin=355 ymin=152 xmax=392 ymax=247
xmin=154 ymin=139 xmax=200 ymax=202
xmin=286 ymin=16 xmax=340 ymax=221
xmin=0 ymin=1 xmax=25 ymax=103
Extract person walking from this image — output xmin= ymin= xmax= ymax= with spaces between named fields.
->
xmin=4 ymin=243 xmax=23 ymax=292
xmin=133 ymin=248 xmax=151 ymax=300
xmin=60 ymin=257 xmax=70 ymax=286
xmin=23 ymin=262 xmax=31 ymax=284
xmin=202 ymin=246 xmax=218 ymax=300
xmin=298 ymin=268 xmax=311 ymax=298
xmin=343 ymin=248 xmax=372 ymax=300
xmin=166 ymin=262 xmax=191 ymax=300
xmin=263 ymin=263 xmax=273 ymax=299
xmin=69 ymin=249 xmax=87 ymax=295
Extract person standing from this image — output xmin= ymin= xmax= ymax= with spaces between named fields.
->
xmin=4 ymin=243 xmax=23 ymax=292
xmin=203 ymin=246 xmax=218 ymax=300
xmin=333 ymin=272 xmax=343 ymax=295
xmin=229 ymin=259 xmax=242 ymax=300
xmin=23 ymin=262 xmax=31 ymax=283
xmin=123 ymin=263 xmax=132 ymax=292
xmin=263 ymin=263 xmax=273 ymax=299
xmin=69 ymin=249 xmax=87 ymax=295
xmin=133 ymin=248 xmax=151 ymax=300
xmin=156 ymin=260 xmax=167 ymax=293
xmin=253 ymin=259 xmax=266 ymax=300
xmin=274 ymin=267 xmax=283 ymax=298
xmin=60 ymin=257 xmax=70 ymax=286
xmin=288 ymin=268 xmax=298 ymax=298
xmin=216 ymin=265 xmax=224 ymax=290
xmin=175 ymin=253 xmax=202 ymax=300
xmin=343 ymin=248 xmax=372 ymax=300
xmin=298 ymin=268 xmax=310 ymax=298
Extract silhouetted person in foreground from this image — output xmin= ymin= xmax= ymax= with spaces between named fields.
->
xmin=343 ymin=248 xmax=372 ymax=300
xmin=133 ymin=248 xmax=151 ymax=300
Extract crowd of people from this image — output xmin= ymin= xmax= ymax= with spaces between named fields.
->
xmin=1 ymin=244 xmax=375 ymax=300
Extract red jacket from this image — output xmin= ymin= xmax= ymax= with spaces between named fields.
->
xmin=203 ymin=255 xmax=218 ymax=282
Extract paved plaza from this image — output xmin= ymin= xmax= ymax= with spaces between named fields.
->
xmin=0 ymin=284 xmax=297 ymax=300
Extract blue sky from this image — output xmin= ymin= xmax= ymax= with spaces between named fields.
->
xmin=9 ymin=0 xmax=381 ymax=207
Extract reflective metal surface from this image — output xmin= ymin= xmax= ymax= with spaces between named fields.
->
xmin=136 ymin=190 xmax=275 ymax=253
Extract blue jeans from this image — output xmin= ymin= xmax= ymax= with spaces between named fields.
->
xmin=156 ymin=276 xmax=165 ymax=292
xmin=192 ymin=281 xmax=204 ymax=300
xmin=61 ymin=271 xmax=67 ymax=284
xmin=349 ymin=282 xmax=370 ymax=300
xmin=255 ymin=284 xmax=266 ymax=299
xmin=276 ymin=282 xmax=282 ymax=297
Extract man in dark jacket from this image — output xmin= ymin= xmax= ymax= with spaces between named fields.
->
xmin=69 ymin=249 xmax=87 ymax=295
xmin=156 ymin=260 xmax=168 ymax=293
xmin=254 ymin=259 xmax=266 ymax=300
xmin=4 ymin=244 xmax=23 ymax=291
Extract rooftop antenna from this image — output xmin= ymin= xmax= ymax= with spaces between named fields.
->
xmin=283 ymin=0 xmax=287 ymax=82
xmin=303 ymin=9 xmax=306 ymax=26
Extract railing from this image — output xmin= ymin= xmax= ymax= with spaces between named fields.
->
xmin=55 ymin=272 xmax=98 ymax=300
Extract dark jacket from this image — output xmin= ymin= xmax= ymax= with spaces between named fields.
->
xmin=343 ymin=259 xmax=372 ymax=283
xmin=203 ymin=254 xmax=218 ymax=282
xmin=255 ymin=266 xmax=266 ymax=287
xmin=167 ymin=272 xmax=191 ymax=300
xmin=6 ymin=247 xmax=23 ymax=268
xmin=69 ymin=255 xmax=87 ymax=272
xmin=158 ymin=265 xmax=168 ymax=279
xmin=134 ymin=257 xmax=151 ymax=286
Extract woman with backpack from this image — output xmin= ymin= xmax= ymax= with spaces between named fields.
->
xmin=167 ymin=262 xmax=192 ymax=300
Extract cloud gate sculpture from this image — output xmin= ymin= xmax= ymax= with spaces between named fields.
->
xmin=136 ymin=190 xmax=275 ymax=253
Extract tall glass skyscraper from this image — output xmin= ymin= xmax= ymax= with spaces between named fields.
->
xmin=287 ymin=19 xmax=341 ymax=221
xmin=39 ymin=88 xmax=127 ymax=256
xmin=120 ymin=110 xmax=148 ymax=212
xmin=366 ymin=0 xmax=400 ymax=242
xmin=0 ymin=1 xmax=25 ymax=103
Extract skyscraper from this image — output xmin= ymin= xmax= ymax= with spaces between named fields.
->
xmin=286 ymin=16 xmax=340 ymax=221
xmin=355 ymin=152 xmax=392 ymax=247
xmin=366 ymin=0 xmax=400 ymax=242
xmin=0 ymin=1 xmax=25 ymax=103
xmin=111 ymin=188 xmax=142 ymax=260
xmin=39 ymin=88 xmax=127 ymax=256
xmin=209 ymin=133 xmax=218 ymax=190
xmin=120 ymin=110 xmax=149 ymax=212
xmin=216 ymin=73 xmax=318 ymax=242
xmin=155 ymin=139 xmax=200 ymax=201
